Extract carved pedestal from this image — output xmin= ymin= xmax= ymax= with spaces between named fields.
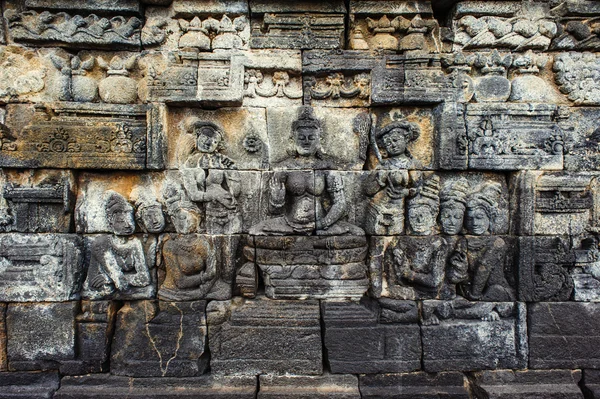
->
xmin=247 ymin=235 xmax=369 ymax=300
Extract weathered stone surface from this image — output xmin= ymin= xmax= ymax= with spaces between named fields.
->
xmin=471 ymin=369 xmax=584 ymax=399
xmin=60 ymin=300 xmax=118 ymax=375
xmin=450 ymin=0 xmax=557 ymax=52
xmin=0 ymin=169 xmax=75 ymax=233
xmin=4 ymin=1 xmax=166 ymax=50
xmin=158 ymin=234 xmax=237 ymax=301
xmin=349 ymin=0 xmax=440 ymax=53
xmin=1 ymin=103 xmax=153 ymax=170
xmin=322 ymin=299 xmax=421 ymax=374
xmin=207 ymin=298 xmax=322 ymax=375
xmin=249 ymin=0 xmax=346 ymax=49
xmin=421 ymin=300 xmax=527 ymax=372
xmin=0 ymin=234 xmax=84 ymax=302
xmin=0 ymin=371 xmax=60 ymax=399
xmin=562 ymin=107 xmax=600 ymax=170
xmin=0 ymin=303 xmax=6 ymax=371
xmin=6 ymin=302 xmax=77 ymax=371
xmin=258 ymin=374 xmax=360 ymax=399
xmin=582 ymin=369 xmax=600 ymax=399
xmin=111 ymin=300 xmax=208 ymax=377
xmin=359 ymin=371 xmax=470 ymax=399
xmin=529 ymin=302 xmax=600 ymax=369
xmin=55 ymin=374 xmax=257 ymax=399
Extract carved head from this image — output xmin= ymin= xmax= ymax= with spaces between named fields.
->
xmin=135 ymin=195 xmax=166 ymax=234
xmin=439 ymin=178 xmax=469 ymax=235
xmin=162 ymin=181 xmax=201 ymax=234
xmin=291 ymin=106 xmax=322 ymax=157
xmin=104 ymin=191 xmax=135 ymax=236
xmin=184 ymin=118 xmax=224 ymax=154
xmin=407 ymin=175 xmax=440 ymax=236
xmin=465 ymin=182 xmax=502 ymax=235
xmin=377 ymin=121 xmax=420 ymax=158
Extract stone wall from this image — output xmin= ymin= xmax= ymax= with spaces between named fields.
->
xmin=0 ymin=0 xmax=599 ymax=397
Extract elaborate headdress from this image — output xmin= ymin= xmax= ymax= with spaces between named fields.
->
xmin=440 ymin=178 xmax=469 ymax=208
xmin=376 ymin=120 xmax=420 ymax=143
xmin=408 ymin=175 xmax=440 ymax=212
xmin=292 ymin=106 xmax=322 ymax=132
xmin=467 ymin=181 xmax=502 ymax=219
xmin=104 ymin=190 xmax=132 ymax=218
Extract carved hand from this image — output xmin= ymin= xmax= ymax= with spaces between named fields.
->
xmin=269 ymin=176 xmax=286 ymax=205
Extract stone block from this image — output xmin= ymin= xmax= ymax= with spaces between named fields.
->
xmin=1 ymin=169 xmax=75 ymax=233
xmin=158 ymin=234 xmax=239 ymax=301
xmin=4 ymin=1 xmax=166 ymax=50
xmin=6 ymin=302 xmax=78 ymax=371
xmin=359 ymin=372 xmax=470 ymax=399
xmin=421 ymin=300 xmax=527 ymax=372
xmin=518 ymin=236 xmax=575 ymax=302
xmin=258 ymin=374 xmax=360 ymax=399
xmin=111 ymin=300 xmax=208 ymax=377
xmin=0 ymin=303 xmax=6 ymax=371
xmin=166 ymin=107 xmax=269 ymax=171
xmin=0 ymin=234 xmax=84 ymax=302
xmin=1 ymin=103 xmax=153 ymax=170
xmin=348 ymin=1 xmax=440 ymax=53
xmin=55 ymin=374 xmax=257 ymax=399
xmin=510 ymin=171 xmax=599 ymax=236
xmin=449 ymin=0 xmax=557 ymax=52
xmin=249 ymin=1 xmax=346 ymax=49
xmin=172 ymin=0 xmax=249 ymax=17
xmin=267 ymin=106 xmax=369 ymax=171
xmin=529 ymin=302 xmax=600 ymax=369
xmin=471 ymin=369 xmax=584 ymax=399
xmin=0 ymin=371 xmax=60 ymax=399
xmin=582 ymin=369 xmax=600 ymax=398
xmin=207 ymin=297 xmax=322 ymax=375
xmin=59 ymin=300 xmax=118 ymax=375
xmin=463 ymin=103 xmax=565 ymax=171
xmin=322 ymin=299 xmax=421 ymax=374
xmin=562 ymin=107 xmax=600 ymax=170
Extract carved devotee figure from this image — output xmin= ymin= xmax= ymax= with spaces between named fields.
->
xmin=180 ymin=118 xmax=242 ymax=234
xmin=158 ymin=184 xmax=227 ymax=301
xmin=407 ymin=175 xmax=440 ymax=236
xmin=363 ymin=169 xmax=411 ymax=235
xmin=390 ymin=175 xmax=448 ymax=299
xmin=373 ymin=120 xmax=422 ymax=170
xmin=439 ymin=178 xmax=469 ymax=235
xmin=450 ymin=182 xmax=516 ymax=301
xmin=84 ymin=191 xmax=152 ymax=299
xmin=134 ymin=193 xmax=166 ymax=234
xmin=250 ymin=107 xmax=364 ymax=236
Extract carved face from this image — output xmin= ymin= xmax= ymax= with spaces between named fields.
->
xmin=108 ymin=205 xmax=135 ymax=236
xmin=382 ymin=129 xmax=408 ymax=157
xmin=172 ymin=208 xmax=199 ymax=234
xmin=439 ymin=202 xmax=465 ymax=235
xmin=195 ymin=127 xmax=220 ymax=153
xmin=408 ymin=204 xmax=436 ymax=235
xmin=140 ymin=206 xmax=166 ymax=234
xmin=465 ymin=206 xmax=490 ymax=235
xmin=294 ymin=126 xmax=320 ymax=156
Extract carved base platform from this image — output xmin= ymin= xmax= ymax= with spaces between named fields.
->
xmin=248 ymin=235 xmax=369 ymax=300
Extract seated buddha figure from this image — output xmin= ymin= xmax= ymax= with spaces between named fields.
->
xmin=249 ymin=106 xmax=364 ymax=237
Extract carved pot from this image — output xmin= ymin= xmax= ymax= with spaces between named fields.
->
xmin=53 ymin=74 xmax=72 ymax=101
xmin=98 ymin=75 xmax=138 ymax=104
xmin=72 ymin=75 xmax=98 ymax=102
xmin=474 ymin=74 xmax=511 ymax=103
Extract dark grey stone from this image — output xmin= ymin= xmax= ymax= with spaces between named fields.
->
xmin=110 ymin=300 xmax=208 ymax=377
xmin=207 ymin=298 xmax=322 ymax=376
xmin=322 ymin=299 xmax=421 ymax=374
xmin=0 ymin=371 xmax=60 ymax=399
xmin=359 ymin=372 xmax=470 ymax=399
xmin=529 ymin=302 xmax=600 ymax=369
xmin=472 ymin=369 xmax=584 ymax=399
xmin=421 ymin=300 xmax=527 ymax=372
xmin=258 ymin=374 xmax=360 ymax=399
xmin=54 ymin=374 xmax=257 ymax=399
xmin=6 ymin=302 xmax=78 ymax=371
